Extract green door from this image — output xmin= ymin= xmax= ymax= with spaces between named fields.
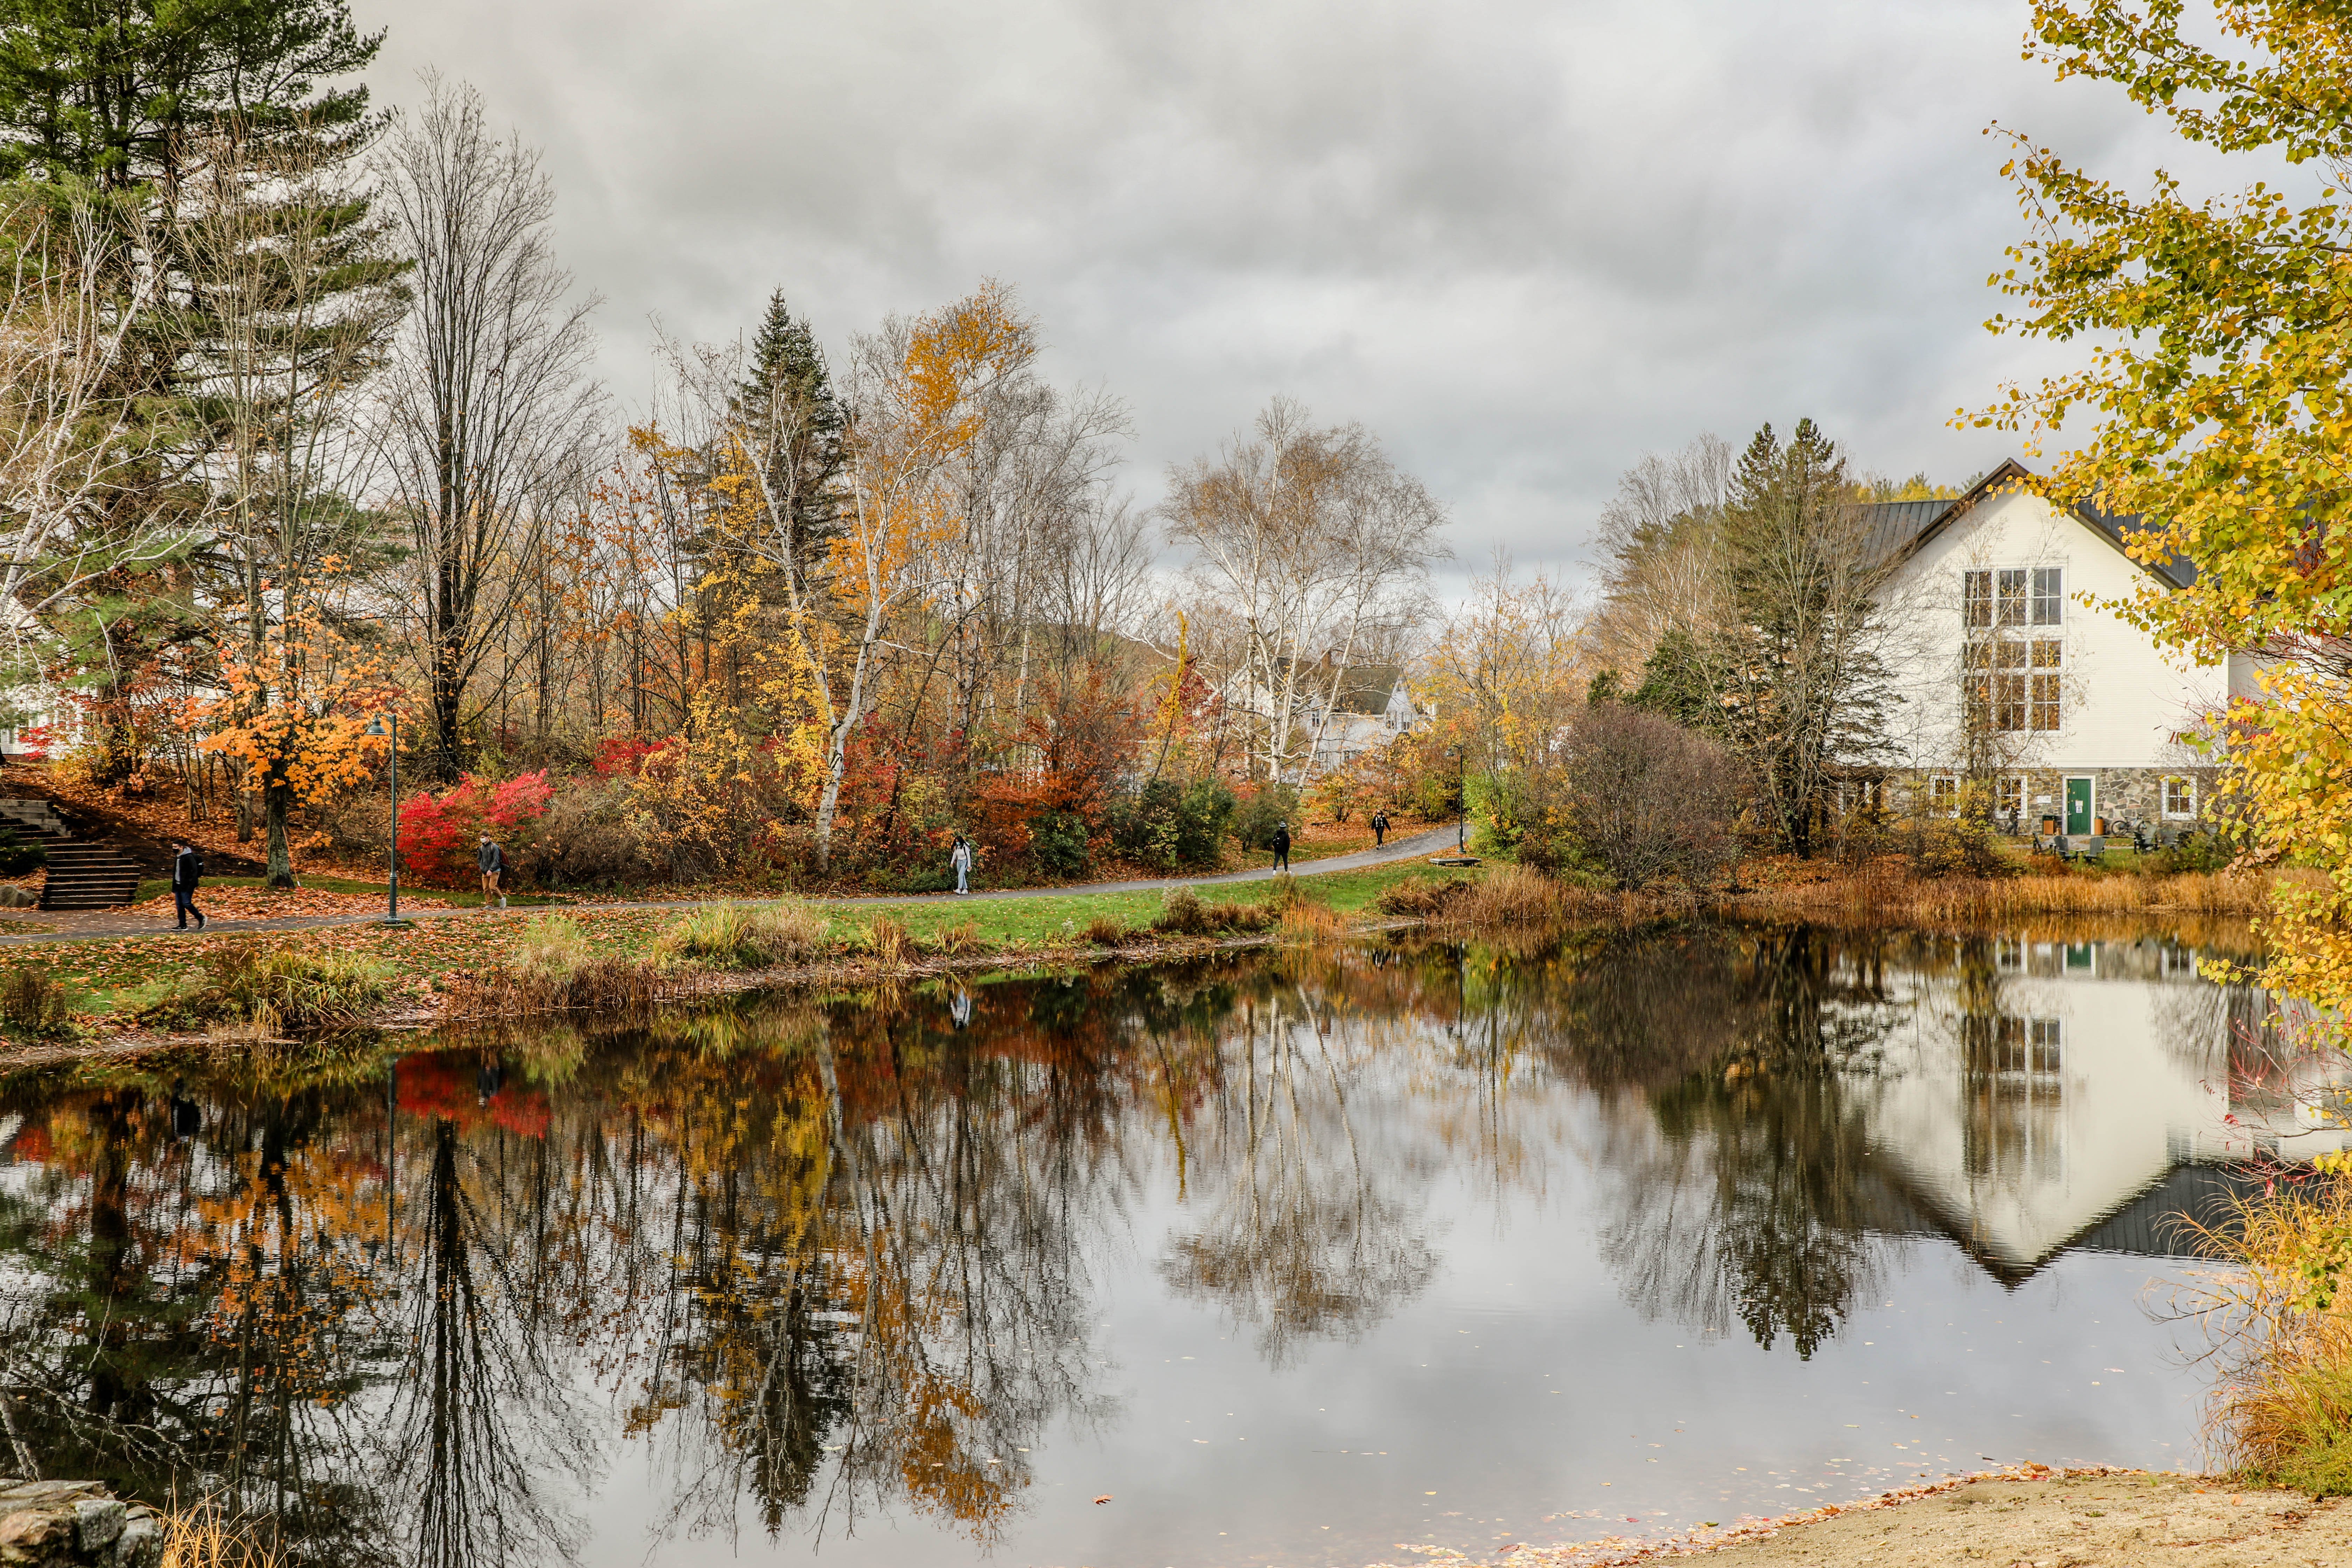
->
xmin=2064 ymin=777 xmax=2093 ymax=835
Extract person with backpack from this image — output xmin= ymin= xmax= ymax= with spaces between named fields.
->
xmin=1270 ymin=821 xmax=1292 ymax=873
xmin=950 ymin=832 xmax=974 ymax=895
xmin=1370 ymin=810 xmax=1389 ymax=848
xmin=169 ymin=840 xmax=205 ymax=931
xmin=478 ymin=834 xmax=506 ymax=908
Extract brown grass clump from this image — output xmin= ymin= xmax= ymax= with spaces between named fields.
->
xmin=1446 ymin=863 xmax=1567 ymax=927
xmin=161 ymin=1494 xmax=276 ymax=1567
xmin=1374 ymin=877 xmax=1474 ymax=918
xmin=1150 ymin=887 xmax=1279 ymax=936
xmin=1278 ymin=899 xmax=1344 ymax=939
xmin=653 ymin=899 xmax=829 ymax=968
xmin=866 ymin=915 xmax=913 ymax=967
xmin=1727 ymin=862 xmax=2291 ymax=925
xmin=0 ymin=964 xmax=70 ymax=1034
xmin=2195 ymin=1172 xmax=2352 ymax=1494
xmin=931 ymin=918 xmax=985 ymax=954
xmin=1081 ymin=915 xmax=1126 ymax=946
xmin=448 ymin=914 xmax=669 ymax=1014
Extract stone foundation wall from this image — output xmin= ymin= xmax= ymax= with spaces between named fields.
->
xmin=1895 ymin=766 xmax=2221 ymax=834
xmin=0 ymin=1481 xmax=162 ymax=1568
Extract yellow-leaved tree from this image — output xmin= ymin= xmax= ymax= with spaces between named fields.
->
xmin=1972 ymin=1 xmax=2352 ymax=1016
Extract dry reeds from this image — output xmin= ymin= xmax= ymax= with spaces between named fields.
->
xmin=143 ymin=947 xmax=393 ymax=1034
xmin=1149 ymin=887 xmax=1276 ymax=936
xmin=866 ymin=915 xmax=912 ymax=967
xmin=2193 ymin=1173 xmax=2352 ymax=1494
xmin=1446 ymin=863 xmax=1569 ymax=927
xmin=1727 ymin=864 xmax=2290 ymax=925
xmin=1080 ymin=915 xmax=1126 ymax=946
xmin=160 ymin=1494 xmax=274 ymax=1567
xmin=457 ymin=914 xmax=669 ymax=1013
xmin=931 ymin=918 xmax=985 ymax=954
xmin=653 ymin=899 xmax=829 ymax=969
xmin=0 ymin=964 xmax=69 ymax=1034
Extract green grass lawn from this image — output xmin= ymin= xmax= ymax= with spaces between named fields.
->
xmin=0 ymin=856 xmax=1474 ymax=1036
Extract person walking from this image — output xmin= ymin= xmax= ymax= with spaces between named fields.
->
xmin=1270 ymin=820 xmax=1291 ymax=874
xmin=1370 ymin=810 xmax=1389 ymax=848
xmin=478 ymin=834 xmax=506 ymax=908
xmin=950 ymin=832 xmax=974 ymax=895
xmin=169 ymin=840 xmax=205 ymax=931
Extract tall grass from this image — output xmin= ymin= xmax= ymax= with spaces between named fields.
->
xmin=146 ymin=947 xmax=393 ymax=1035
xmin=653 ymin=899 xmax=829 ymax=969
xmin=161 ymin=1494 xmax=276 ymax=1567
xmin=1728 ymin=863 xmax=2290 ymax=924
xmin=464 ymin=914 xmax=666 ymax=1013
xmin=0 ymin=964 xmax=70 ymax=1034
xmin=1446 ymin=863 xmax=1569 ymax=927
xmin=2196 ymin=1175 xmax=2352 ymax=1494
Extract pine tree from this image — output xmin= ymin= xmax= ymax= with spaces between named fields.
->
xmin=0 ymin=0 xmax=382 ymax=189
xmin=735 ymin=288 xmax=845 ymax=582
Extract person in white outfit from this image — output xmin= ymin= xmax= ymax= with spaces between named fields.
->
xmin=950 ymin=833 xmax=973 ymax=894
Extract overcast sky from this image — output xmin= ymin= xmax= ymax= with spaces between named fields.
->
xmin=351 ymin=0 xmax=2193 ymax=594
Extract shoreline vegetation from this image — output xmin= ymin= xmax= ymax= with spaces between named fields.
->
xmin=0 ymin=854 xmax=2290 ymax=1070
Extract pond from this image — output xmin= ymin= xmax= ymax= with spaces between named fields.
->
xmin=0 ymin=921 xmax=2344 ymax=1568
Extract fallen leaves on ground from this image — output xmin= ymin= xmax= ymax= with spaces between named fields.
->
xmin=130 ymin=888 xmax=452 ymax=923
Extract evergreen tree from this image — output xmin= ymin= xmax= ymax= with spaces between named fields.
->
xmin=0 ymin=0 xmax=382 ymax=188
xmin=1628 ymin=627 xmax=1721 ymax=733
xmin=1713 ymin=420 xmax=1895 ymax=857
xmin=735 ymin=288 xmax=845 ymax=580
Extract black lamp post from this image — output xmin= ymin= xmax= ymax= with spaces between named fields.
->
xmin=365 ymin=713 xmax=400 ymax=924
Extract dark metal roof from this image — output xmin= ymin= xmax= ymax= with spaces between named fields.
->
xmin=1854 ymin=462 xmax=2196 ymax=591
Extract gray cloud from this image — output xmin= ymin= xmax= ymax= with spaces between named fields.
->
xmin=355 ymin=0 xmax=2198 ymax=589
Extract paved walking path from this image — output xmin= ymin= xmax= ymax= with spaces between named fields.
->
xmin=0 ymin=826 xmax=1466 ymax=948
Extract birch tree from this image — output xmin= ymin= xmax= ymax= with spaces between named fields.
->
xmin=1163 ymin=397 xmax=1446 ymax=784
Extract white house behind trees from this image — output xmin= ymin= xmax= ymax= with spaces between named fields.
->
xmin=1859 ymin=460 xmax=2250 ymax=837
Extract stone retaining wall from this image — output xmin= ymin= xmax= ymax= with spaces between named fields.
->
xmin=0 ymin=1481 xmax=162 ymax=1568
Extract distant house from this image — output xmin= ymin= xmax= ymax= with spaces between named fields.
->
xmin=1224 ymin=656 xmax=1425 ymax=780
xmin=1856 ymin=459 xmax=2249 ymax=836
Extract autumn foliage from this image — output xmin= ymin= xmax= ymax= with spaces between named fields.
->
xmin=395 ymin=771 xmax=555 ymax=887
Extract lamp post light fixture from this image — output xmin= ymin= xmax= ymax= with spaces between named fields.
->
xmin=364 ymin=712 xmax=401 ymax=924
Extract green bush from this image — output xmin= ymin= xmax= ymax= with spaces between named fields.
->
xmin=0 ymin=830 xmax=46 ymax=877
xmin=1027 ymin=809 xmax=1091 ymax=877
xmin=1105 ymin=778 xmax=1235 ymax=870
xmin=1231 ymin=785 xmax=1298 ymax=852
xmin=2148 ymin=830 xmax=2234 ymax=875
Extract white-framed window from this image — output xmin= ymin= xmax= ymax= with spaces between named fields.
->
xmin=2029 ymin=639 xmax=2062 ymax=730
xmin=1931 ymin=775 xmax=1959 ymax=817
xmin=1963 ymin=638 xmax=2062 ymax=733
xmin=2162 ymin=776 xmax=2197 ymax=818
xmin=2031 ymin=567 xmax=2064 ymax=625
xmin=1997 ymin=776 xmax=2024 ymax=819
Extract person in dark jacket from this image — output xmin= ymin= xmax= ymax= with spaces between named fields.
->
xmin=478 ymin=834 xmax=506 ymax=908
xmin=1370 ymin=810 xmax=1389 ymax=848
xmin=1270 ymin=821 xmax=1291 ymax=873
xmin=170 ymin=840 xmax=205 ymax=931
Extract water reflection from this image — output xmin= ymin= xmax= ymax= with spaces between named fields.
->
xmin=0 ymin=922 xmax=2338 ymax=1566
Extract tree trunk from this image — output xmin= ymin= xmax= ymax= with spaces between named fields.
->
xmin=264 ymin=775 xmax=296 ymax=889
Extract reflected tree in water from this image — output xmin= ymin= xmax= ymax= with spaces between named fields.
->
xmin=1583 ymin=927 xmax=1904 ymax=1359
xmin=1156 ymin=989 xmax=1437 ymax=1366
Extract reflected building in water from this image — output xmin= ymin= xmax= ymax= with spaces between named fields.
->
xmin=1833 ymin=936 xmax=2348 ymax=1280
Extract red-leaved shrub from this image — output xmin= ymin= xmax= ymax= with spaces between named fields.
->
xmin=396 ymin=770 xmax=555 ymax=886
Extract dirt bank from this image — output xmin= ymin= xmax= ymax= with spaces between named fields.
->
xmin=1374 ymin=1469 xmax=2350 ymax=1567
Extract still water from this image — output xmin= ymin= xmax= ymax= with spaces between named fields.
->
xmin=0 ymin=923 xmax=2342 ymax=1568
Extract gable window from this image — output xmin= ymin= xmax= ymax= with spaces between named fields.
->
xmin=1997 ymin=568 xmax=2027 ymax=626
xmin=2031 ymin=567 xmax=2064 ymax=625
xmin=1963 ymin=569 xmax=1990 ymax=628
xmin=2162 ymin=776 xmax=2196 ymax=818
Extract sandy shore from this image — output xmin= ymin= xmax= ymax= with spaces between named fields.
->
xmin=1370 ymin=1468 xmax=2350 ymax=1567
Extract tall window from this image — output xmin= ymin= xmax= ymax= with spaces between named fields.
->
xmin=1998 ymin=776 xmax=2024 ymax=819
xmin=1964 ymin=569 xmax=1991 ymax=628
xmin=2029 ymin=639 xmax=2062 ymax=730
xmin=2032 ymin=567 xmax=2064 ymax=625
xmin=1931 ymin=776 xmax=1959 ymax=817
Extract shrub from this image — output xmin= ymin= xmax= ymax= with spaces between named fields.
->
xmin=0 ymin=829 xmax=45 ymax=876
xmin=654 ymin=899 xmax=829 ymax=969
xmin=0 ymin=966 xmax=69 ymax=1034
xmin=473 ymin=915 xmax=659 ymax=1013
xmin=1104 ymin=778 xmax=1235 ymax=870
xmin=1081 ymin=915 xmax=1126 ymax=946
xmin=396 ymin=770 xmax=556 ymax=887
xmin=1555 ymin=705 xmax=1746 ymax=889
xmin=1232 ymin=785 xmax=1299 ymax=853
xmin=1883 ymin=818 xmax=2014 ymax=880
xmin=535 ymin=777 xmax=665 ymax=887
xmin=2198 ymin=1174 xmax=2352 ymax=1495
xmin=1028 ymin=809 xmax=1090 ymax=877
xmin=1153 ymin=887 xmax=1209 ymax=935
xmin=2149 ymin=829 xmax=2235 ymax=875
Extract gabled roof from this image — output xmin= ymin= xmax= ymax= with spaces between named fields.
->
xmin=1857 ymin=458 xmax=2196 ymax=591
